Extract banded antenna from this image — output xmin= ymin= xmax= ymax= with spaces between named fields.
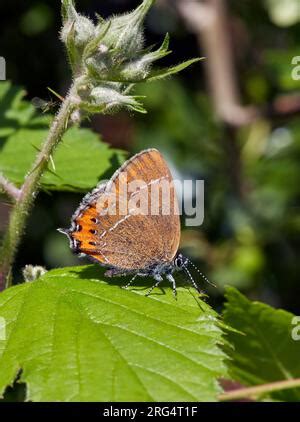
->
xmin=186 ymin=258 xmax=217 ymax=288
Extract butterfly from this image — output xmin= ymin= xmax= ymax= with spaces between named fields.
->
xmin=58 ymin=148 xmax=208 ymax=297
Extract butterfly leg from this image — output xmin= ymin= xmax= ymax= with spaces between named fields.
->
xmin=145 ymin=274 xmax=163 ymax=297
xmin=166 ymin=273 xmax=177 ymax=299
xmin=123 ymin=273 xmax=138 ymax=289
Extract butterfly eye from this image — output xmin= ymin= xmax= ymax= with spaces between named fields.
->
xmin=175 ymin=256 xmax=183 ymax=268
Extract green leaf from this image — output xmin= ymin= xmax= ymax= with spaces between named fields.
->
xmin=0 ymin=82 xmax=37 ymax=134
xmin=0 ymin=82 xmax=126 ymax=192
xmin=139 ymin=33 xmax=172 ymax=63
xmin=95 ymin=57 xmax=203 ymax=85
xmin=0 ymin=126 xmax=125 ymax=192
xmin=159 ymin=32 xmax=170 ymax=52
xmin=0 ymin=265 xmax=227 ymax=402
xmin=146 ymin=58 xmax=204 ymax=82
xmin=223 ymin=287 xmax=300 ymax=401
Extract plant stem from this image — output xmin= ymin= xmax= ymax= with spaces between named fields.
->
xmin=219 ymin=378 xmax=300 ymax=401
xmin=0 ymin=85 xmax=77 ymax=291
xmin=0 ymin=174 xmax=21 ymax=201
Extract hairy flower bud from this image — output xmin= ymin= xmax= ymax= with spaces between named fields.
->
xmin=23 ymin=265 xmax=47 ymax=282
xmin=118 ymin=35 xmax=171 ymax=81
xmin=100 ymin=0 xmax=154 ymax=60
xmin=61 ymin=14 xmax=95 ymax=48
xmin=119 ymin=58 xmax=150 ymax=81
xmin=82 ymin=85 xmax=146 ymax=114
xmin=60 ymin=0 xmax=95 ymax=70
xmin=61 ymin=0 xmax=201 ymax=114
xmin=85 ymin=52 xmax=112 ymax=81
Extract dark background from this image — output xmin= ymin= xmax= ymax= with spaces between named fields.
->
xmin=0 ymin=0 xmax=300 ymax=313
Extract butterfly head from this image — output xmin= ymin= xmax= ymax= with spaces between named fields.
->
xmin=173 ymin=253 xmax=188 ymax=271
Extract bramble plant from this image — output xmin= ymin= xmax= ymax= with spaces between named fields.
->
xmin=0 ymin=0 xmax=200 ymax=291
xmin=0 ymin=0 xmax=300 ymax=402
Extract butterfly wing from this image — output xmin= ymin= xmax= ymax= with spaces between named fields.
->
xmin=67 ymin=149 xmax=180 ymax=271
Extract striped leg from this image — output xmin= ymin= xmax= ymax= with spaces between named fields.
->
xmin=123 ymin=273 xmax=138 ymax=289
xmin=166 ymin=273 xmax=177 ymax=299
xmin=145 ymin=275 xmax=163 ymax=297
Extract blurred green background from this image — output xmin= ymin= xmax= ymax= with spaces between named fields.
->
xmin=0 ymin=0 xmax=300 ymax=313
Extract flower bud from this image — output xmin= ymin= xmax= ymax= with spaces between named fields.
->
xmin=84 ymin=85 xmax=146 ymax=114
xmin=85 ymin=52 xmax=112 ymax=81
xmin=70 ymin=109 xmax=81 ymax=124
xmin=61 ymin=14 xmax=95 ymax=49
xmin=100 ymin=0 xmax=154 ymax=60
xmin=23 ymin=265 xmax=47 ymax=282
xmin=120 ymin=59 xmax=149 ymax=81
xmin=118 ymin=34 xmax=171 ymax=81
xmin=60 ymin=0 xmax=95 ymax=72
xmin=61 ymin=0 xmax=201 ymax=115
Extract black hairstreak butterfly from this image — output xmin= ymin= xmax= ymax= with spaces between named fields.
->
xmin=59 ymin=148 xmax=210 ymax=297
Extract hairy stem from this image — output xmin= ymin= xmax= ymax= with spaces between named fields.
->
xmin=0 ymin=85 xmax=77 ymax=291
xmin=219 ymin=378 xmax=300 ymax=401
xmin=0 ymin=174 xmax=21 ymax=201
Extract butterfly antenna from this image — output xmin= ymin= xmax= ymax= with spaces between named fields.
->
xmin=57 ymin=228 xmax=69 ymax=236
xmin=186 ymin=258 xmax=217 ymax=288
xmin=182 ymin=264 xmax=201 ymax=294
